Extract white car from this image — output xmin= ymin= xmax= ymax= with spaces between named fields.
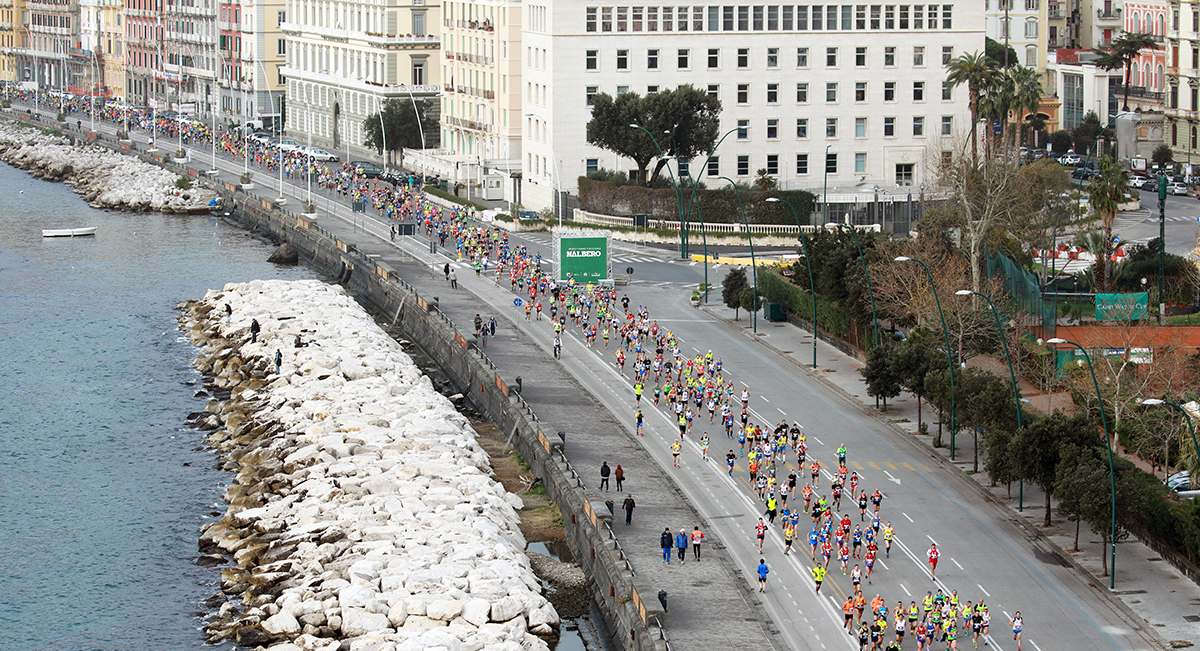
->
xmin=1170 ymin=181 xmax=1190 ymax=196
xmin=276 ymin=139 xmax=303 ymax=152
xmin=303 ymin=147 xmax=339 ymax=162
xmin=1061 ymin=154 xmax=1082 ymax=165
xmin=1167 ymin=471 xmax=1199 ymax=499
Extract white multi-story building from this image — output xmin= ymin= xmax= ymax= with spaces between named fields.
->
xmin=985 ymin=0 xmax=1049 ymax=69
xmin=521 ymin=2 xmax=983 ymax=215
xmin=280 ymin=0 xmax=441 ymax=160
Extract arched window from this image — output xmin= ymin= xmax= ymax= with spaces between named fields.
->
xmin=1172 ymin=122 xmax=1178 ymax=146
xmin=1191 ymin=126 xmax=1197 ymax=150
xmin=1158 ymin=64 xmax=1166 ymax=90
xmin=1158 ymin=15 xmax=1165 ymax=36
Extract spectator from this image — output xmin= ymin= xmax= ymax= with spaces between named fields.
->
xmin=622 ymin=494 xmax=635 ymax=525
xmin=600 ymin=461 xmax=611 ymax=491
xmin=661 ymin=528 xmax=673 ymax=564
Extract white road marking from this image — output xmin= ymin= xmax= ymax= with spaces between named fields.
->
xmin=1029 ymin=638 xmax=1043 ymax=651
xmin=902 ymin=512 xmax=913 ymax=523
xmin=900 ymin=583 xmax=911 ymax=596
xmin=813 ymin=436 xmax=825 ymax=445
xmin=951 ymin=558 xmax=964 ymax=571
xmin=689 ymin=261 xmax=698 ymax=266
xmin=761 ymin=395 xmax=770 ymax=402
xmin=884 ymin=471 xmax=901 ymax=485
xmin=927 ymin=535 xmax=938 ymax=544
xmin=778 ymin=407 xmax=787 ymax=415
xmin=977 ymin=584 xmax=991 ymax=597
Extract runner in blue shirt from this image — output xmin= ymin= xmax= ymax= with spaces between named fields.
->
xmin=756 ymin=558 xmax=770 ymax=592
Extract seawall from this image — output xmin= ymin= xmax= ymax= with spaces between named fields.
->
xmin=215 ymin=188 xmax=670 ymax=650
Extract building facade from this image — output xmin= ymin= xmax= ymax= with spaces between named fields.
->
xmin=281 ymin=0 xmax=441 ymax=159
xmin=1121 ymin=0 xmax=1166 ymax=112
xmin=521 ymin=2 xmax=983 ymax=214
xmin=1047 ymin=49 xmax=1120 ymax=133
xmin=79 ymin=0 xmax=124 ymax=98
xmin=1165 ymin=0 xmax=1200 ymax=160
xmin=0 ymin=0 xmax=28 ymax=84
xmin=217 ymin=0 xmax=285 ymax=128
xmin=985 ymin=0 xmax=1049 ymax=69
xmin=18 ymin=0 xmax=78 ymax=92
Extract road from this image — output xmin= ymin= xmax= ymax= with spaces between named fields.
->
xmin=37 ymin=105 xmax=1165 ymax=650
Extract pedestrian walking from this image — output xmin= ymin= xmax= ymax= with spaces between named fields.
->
xmin=489 ymin=317 xmax=497 ymax=336
xmin=661 ymin=528 xmax=673 ymax=564
xmin=675 ymin=529 xmax=688 ymax=563
xmin=249 ymin=318 xmax=260 ymax=343
xmin=622 ymin=494 xmax=635 ymax=525
xmin=443 ymin=262 xmax=451 ymax=280
xmin=614 ymin=464 xmax=624 ymax=491
xmin=757 ymin=558 xmax=769 ymax=592
xmin=449 ymin=268 xmax=458 ymax=288
xmin=691 ymin=526 xmax=704 ymax=560
xmin=600 ymin=461 xmax=611 ymax=491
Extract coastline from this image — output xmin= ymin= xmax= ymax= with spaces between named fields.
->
xmin=0 ymin=120 xmax=212 ymax=213
xmin=181 ymin=279 xmax=559 ymax=650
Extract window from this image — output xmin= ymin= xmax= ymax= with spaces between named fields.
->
xmin=827 ymin=47 xmax=837 ymax=66
xmin=896 ymin=163 xmax=914 ymax=185
xmin=766 ymin=154 xmax=779 ymax=174
xmin=617 ymin=49 xmax=629 ymax=69
xmin=586 ymin=50 xmax=598 ymax=70
xmin=707 ymin=157 xmax=719 ymax=176
xmin=855 ymin=152 xmax=866 ymax=173
xmin=738 ymin=83 xmax=749 ymax=103
xmin=586 ymin=7 xmax=597 ymax=31
xmin=737 ymin=155 xmax=750 ymax=175
xmin=855 ymin=117 xmax=867 ymax=137
xmin=826 ymin=152 xmax=837 ymax=173
xmin=870 ymin=4 xmax=881 ymax=28
xmin=277 ymin=38 xmax=286 ymax=55
xmin=753 ymin=5 xmax=764 ymax=29
xmin=1025 ymin=45 xmax=1037 ymax=67
xmin=708 ymin=48 xmax=719 ymax=68
xmin=856 ymin=3 xmax=866 ymax=28
xmin=797 ymin=47 xmax=809 ymax=67
xmin=884 ymin=116 xmax=895 ymax=136
xmin=738 ymin=48 xmax=749 ymax=68
xmin=648 ymin=49 xmax=659 ymax=69
xmin=914 ymin=46 xmax=924 ymax=66
xmin=797 ymin=153 xmax=809 ymax=174
xmin=768 ymin=4 xmax=779 ymax=29
xmin=767 ymin=47 xmax=779 ymax=68
xmin=797 ymin=82 xmax=809 ymax=102
xmin=797 ymin=118 xmax=808 ymax=137
xmin=648 ymin=85 xmax=659 ymax=93
xmin=633 ymin=6 xmax=644 ymax=30
xmin=884 ymin=46 xmax=895 ymax=66
xmin=942 ymin=81 xmax=952 ymax=100
xmin=723 ymin=5 xmax=734 ymax=29
xmin=738 ymin=119 xmax=749 ymax=138
xmin=602 ymin=6 xmax=613 ymax=30
xmin=767 ymin=83 xmax=779 ymax=103
xmin=586 ymin=86 xmax=598 ymax=105
xmin=413 ymin=11 xmax=426 ymax=35
xmin=709 ymin=6 xmax=720 ymax=30
xmin=913 ymin=81 xmax=925 ymax=101
xmin=913 ymin=116 xmax=924 ymax=136
xmin=826 ymin=117 xmax=838 ymax=137
xmin=586 ymin=158 xmax=599 ymax=174
xmin=826 ymin=82 xmax=838 ymax=102
xmin=855 ymin=82 xmax=866 ymax=101
xmin=942 ymin=45 xmax=953 ymax=64
xmin=707 ymin=84 xmax=719 ymax=98
xmin=1024 ymin=18 xmax=1037 ymax=37
xmin=649 ymin=6 xmax=658 ymax=29
xmin=617 ymin=85 xmax=630 ymax=94
xmin=855 ymin=47 xmax=866 ymax=66
xmin=767 ymin=118 xmax=779 ymax=138
xmin=678 ymin=48 xmax=689 ymax=68
xmin=941 ymin=115 xmax=953 ymax=135
xmin=739 ymin=5 xmax=749 ymax=29
xmin=412 ymin=61 xmax=425 ymax=85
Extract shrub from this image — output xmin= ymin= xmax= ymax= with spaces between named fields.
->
xmin=174 ymin=175 xmax=192 ymax=190
xmin=240 ymin=171 xmax=253 ymax=185
xmin=578 ymin=176 xmax=814 ymax=224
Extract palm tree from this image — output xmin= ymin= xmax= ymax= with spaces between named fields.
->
xmin=1004 ymin=66 xmax=1044 ymax=148
xmin=1092 ymin=33 xmax=1160 ymax=111
xmin=1087 ymin=156 xmax=1130 ymax=291
xmin=945 ymin=52 xmax=996 ymax=161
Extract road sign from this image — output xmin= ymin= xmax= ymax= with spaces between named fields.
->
xmin=514 ymin=298 xmax=523 ymax=307
xmin=626 ymin=266 xmax=634 ymax=275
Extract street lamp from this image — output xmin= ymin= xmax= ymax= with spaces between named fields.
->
xmin=768 ymin=197 xmax=818 ymax=368
xmin=897 ymin=256 xmax=956 ymax=460
xmin=524 ymin=112 xmax=562 ymax=226
xmin=682 ymin=126 xmax=741 ymax=260
xmin=1138 ymin=399 xmax=1200 ymax=481
xmin=957 ymin=289 xmax=1024 ymax=509
xmin=720 ymin=176 xmax=758 ymax=332
xmin=630 ymin=123 xmax=683 ymax=255
xmin=1045 ymin=336 xmax=1118 ymax=589
xmin=668 ymin=154 xmax=711 ymax=301
xmin=829 ymin=222 xmax=880 ymax=348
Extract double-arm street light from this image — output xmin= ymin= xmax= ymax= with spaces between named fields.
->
xmin=629 ymin=123 xmax=684 ymax=257
xmin=1045 ymin=337 xmax=1118 ymax=589
xmin=897 ymin=256 xmax=956 ymax=460
xmin=768 ymin=197 xmax=818 ymax=368
xmin=1138 ymin=399 xmax=1200 ymax=484
xmin=720 ymin=175 xmax=758 ymax=333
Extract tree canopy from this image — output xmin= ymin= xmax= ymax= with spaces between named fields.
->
xmin=586 ymin=85 xmax=721 ymax=186
xmin=363 ymin=98 xmax=438 ymax=156
xmin=722 ymin=267 xmax=748 ymax=320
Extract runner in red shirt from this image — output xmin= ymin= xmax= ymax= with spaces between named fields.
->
xmin=928 ymin=543 xmax=940 ymax=580
xmin=755 ymin=518 xmax=768 ymax=552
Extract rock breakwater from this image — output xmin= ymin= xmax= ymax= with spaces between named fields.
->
xmin=180 ymin=279 xmax=559 ymax=651
xmin=0 ymin=121 xmax=209 ymax=212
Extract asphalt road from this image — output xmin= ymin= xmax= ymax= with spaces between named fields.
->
xmin=41 ymin=106 xmax=1165 ymax=651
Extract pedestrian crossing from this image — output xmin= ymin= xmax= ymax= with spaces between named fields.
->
xmin=1114 ymin=212 xmax=1200 ymax=225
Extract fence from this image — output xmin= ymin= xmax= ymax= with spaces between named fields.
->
xmin=985 ymin=248 xmax=1055 ymax=332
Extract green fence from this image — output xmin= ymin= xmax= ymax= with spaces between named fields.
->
xmin=985 ymin=249 xmax=1055 ymax=331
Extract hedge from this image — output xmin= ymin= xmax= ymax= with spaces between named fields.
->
xmin=427 ymin=186 xmax=488 ymax=211
xmin=578 ymin=177 xmax=815 ymax=224
xmin=757 ymin=268 xmax=851 ymax=339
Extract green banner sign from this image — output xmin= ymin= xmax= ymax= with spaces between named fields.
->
xmin=559 ymin=236 xmax=609 ymax=282
xmin=1095 ymin=292 xmax=1148 ymax=321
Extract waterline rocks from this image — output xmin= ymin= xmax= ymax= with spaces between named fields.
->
xmin=0 ymin=121 xmax=211 ymax=212
xmin=181 ymin=279 xmax=558 ymax=650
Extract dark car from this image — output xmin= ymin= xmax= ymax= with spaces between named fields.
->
xmin=349 ymin=160 xmax=384 ymax=178
xmin=1070 ymin=167 xmax=1098 ymax=180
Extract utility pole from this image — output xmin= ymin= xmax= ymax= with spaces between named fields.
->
xmin=1158 ymin=171 xmax=1168 ymax=324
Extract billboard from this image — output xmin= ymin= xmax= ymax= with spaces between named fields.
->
xmin=556 ymin=231 xmax=610 ymax=282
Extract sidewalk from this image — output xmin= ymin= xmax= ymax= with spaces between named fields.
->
xmin=697 ymin=300 xmax=1200 ymax=648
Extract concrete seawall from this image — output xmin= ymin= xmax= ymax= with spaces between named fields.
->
xmin=216 ymin=188 xmax=670 ymax=651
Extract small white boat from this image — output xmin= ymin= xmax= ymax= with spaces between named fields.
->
xmin=42 ymin=227 xmax=97 ymax=238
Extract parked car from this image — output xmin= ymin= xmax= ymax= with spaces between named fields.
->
xmin=276 ymin=139 xmax=303 ymax=152
xmin=1071 ymin=166 xmax=1098 ymax=180
xmin=303 ymin=146 xmax=339 ymax=161
xmin=349 ymin=160 xmax=384 ymax=178
xmin=1169 ymin=181 xmax=1190 ymax=196
xmin=1129 ymin=175 xmax=1150 ymax=189
xmin=1166 ymin=471 xmax=1199 ymax=499
xmin=1061 ymin=153 xmax=1082 ymax=165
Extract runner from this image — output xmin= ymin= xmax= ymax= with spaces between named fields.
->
xmin=1010 ymin=612 xmax=1023 ymax=651
xmin=851 ymin=564 xmax=862 ymax=594
xmin=811 ymin=564 xmax=826 ymax=593
xmin=699 ymin=433 xmax=710 ymax=461
xmin=757 ymin=558 xmax=769 ymax=592
xmin=755 ymin=517 xmax=768 ymax=552
xmin=635 ymin=409 xmax=644 ymax=436
xmin=927 ymin=542 xmax=939 ymax=580
xmin=843 ymin=596 xmax=856 ymax=632
xmin=882 ymin=522 xmax=894 ymax=558
xmin=726 ymin=450 xmax=736 ymax=477
xmin=671 ymin=439 xmax=682 ymax=468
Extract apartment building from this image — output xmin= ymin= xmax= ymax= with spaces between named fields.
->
xmin=0 ymin=0 xmax=27 ymax=85
xmin=1121 ymin=0 xmax=1165 ymax=111
xmin=437 ymin=0 xmax=522 ymax=185
xmin=1081 ymin=0 xmax=1125 ymax=46
xmin=17 ymin=0 xmax=78 ymax=91
xmin=1165 ymin=0 xmax=1200 ymax=160
xmin=79 ymin=0 xmax=124 ymax=98
xmin=280 ymin=0 xmax=442 ymax=158
xmin=217 ymin=0 xmax=285 ymax=128
xmin=986 ymin=0 xmax=1048 ymax=68
xmin=521 ymin=2 xmax=983 ymax=214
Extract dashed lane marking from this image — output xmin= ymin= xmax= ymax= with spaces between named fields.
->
xmin=885 ymin=461 xmax=898 ymax=471
xmin=901 ymin=462 xmax=916 ymax=471
xmin=868 ymin=461 xmax=881 ymax=470
xmin=903 ymin=512 xmax=913 ymax=523
xmin=977 ymin=584 xmax=991 ymax=597
xmin=951 ymin=558 xmax=964 ymax=571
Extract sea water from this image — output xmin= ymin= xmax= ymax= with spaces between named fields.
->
xmin=0 ymin=164 xmax=314 ymax=650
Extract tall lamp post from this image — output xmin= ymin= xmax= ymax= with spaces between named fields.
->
xmin=829 ymin=222 xmax=880 ymax=348
xmin=669 ymin=155 xmax=711 ymax=301
xmin=768 ymin=197 xmax=818 ymax=368
xmin=1139 ymin=399 xmax=1200 ymax=482
xmin=682 ymin=127 xmax=740 ymax=260
xmin=630 ymin=123 xmax=683 ymax=255
xmin=957 ymin=289 xmax=1024 ymax=509
xmin=524 ymin=112 xmax=562 ymax=226
xmin=719 ymin=176 xmax=758 ymax=332
xmin=1045 ymin=336 xmax=1118 ymax=589
xmin=897 ymin=256 xmax=957 ymax=460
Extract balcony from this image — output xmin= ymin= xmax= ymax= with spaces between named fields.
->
xmin=1112 ymin=82 xmax=1164 ymax=101
xmin=444 ymin=52 xmax=493 ymax=66
xmin=1096 ymin=7 xmax=1122 ymax=22
xmin=1048 ymin=4 xmax=1063 ymax=18
xmin=362 ymin=32 xmax=440 ymax=47
xmin=445 ymin=115 xmax=488 ymax=131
